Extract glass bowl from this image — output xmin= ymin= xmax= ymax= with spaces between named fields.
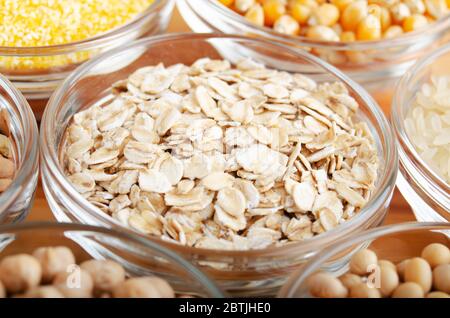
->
xmin=0 ymin=221 xmax=224 ymax=297
xmin=392 ymin=43 xmax=450 ymax=223
xmin=278 ymin=222 xmax=450 ymax=297
xmin=40 ymin=33 xmax=398 ymax=296
xmin=0 ymin=0 xmax=175 ymax=101
xmin=0 ymin=74 xmax=39 ymax=224
xmin=177 ymin=0 xmax=450 ymax=104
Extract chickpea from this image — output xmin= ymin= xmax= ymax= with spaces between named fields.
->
xmin=53 ymin=268 xmax=94 ymax=298
xmin=379 ymin=265 xmax=399 ymax=297
xmin=392 ymin=282 xmax=424 ymax=298
xmin=421 ymin=243 xmax=450 ymax=268
xmin=404 ymin=257 xmax=432 ymax=293
xmin=32 ymin=246 xmax=76 ymax=283
xmin=378 ymin=259 xmax=396 ymax=271
xmin=80 ymin=259 xmax=126 ymax=293
xmin=433 ymin=264 xmax=450 ymax=293
xmin=349 ymin=249 xmax=378 ymax=276
xmin=339 ymin=273 xmax=363 ymax=289
xmin=426 ymin=291 xmax=450 ymax=298
xmin=308 ymin=272 xmax=348 ymax=298
xmin=23 ymin=286 xmax=64 ymax=298
xmin=113 ymin=277 xmax=175 ymax=298
xmin=0 ymin=280 xmax=5 ymax=298
xmin=349 ymin=282 xmax=381 ymax=298
xmin=396 ymin=259 xmax=410 ymax=281
xmin=0 ymin=254 xmax=42 ymax=294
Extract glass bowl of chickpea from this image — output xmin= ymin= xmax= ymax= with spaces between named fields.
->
xmin=0 ymin=222 xmax=225 ymax=298
xmin=278 ymin=221 xmax=450 ymax=298
xmin=177 ymin=0 xmax=450 ymax=105
xmin=0 ymin=73 xmax=39 ymax=225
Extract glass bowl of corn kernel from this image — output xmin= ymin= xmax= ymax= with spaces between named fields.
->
xmin=278 ymin=222 xmax=450 ymax=298
xmin=391 ymin=42 xmax=450 ymax=224
xmin=40 ymin=33 xmax=398 ymax=296
xmin=0 ymin=0 xmax=175 ymax=100
xmin=0 ymin=73 xmax=39 ymax=224
xmin=177 ymin=0 xmax=450 ymax=102
xmin=0 ymin=222 xmax=225 ymax=297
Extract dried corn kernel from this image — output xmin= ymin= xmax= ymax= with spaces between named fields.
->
xmin=368 ymin=4 xmax=382 ymax=17
xmin=263 ymin=0 xmax=287 ymax=26
xmin=219 ymin=0 xmax=235 ymax=6
xmin=340 ymin=31 xmax=357 ymax=41
xmin=245 ymin=3 xmax=265 ymax=25
xmin=311 ymin=3 xmax=340 ymax=26
xmin=424 ymin=0 xmax=449 ymax=18
xmin=404 ymin=0 xmax=427 ymax=13
xmin=357 ymin=14 xmax=382 ymax=40
xmin=274 ymin=14 xmax=301 ymax=34
xmin=379 ymin=6 xmax=392 ymax=30
xmin=292 ymin=0 xmax=319 ymax=8
xmin=306 ymin=25 xmax=340 ymax=41
xmin=391 ymin=3 xmax=412 ymax=23
xmin=383 ymin=25 xmax=404 ymax=38
xmin=290 ymin=2 xmax=312 ymax=24
xmin=331 ymin=0 xmax=354 ymax=11
xmin=0 ymin=0 xmax=154 ymax=70
xmin=222 ymin=0 xmax=442 ymax=43
xmin=341 ymin=1 xmax=369 ymax=31
xmin=368 ymin=0 xmax=397 ymax=5
xmin=235 ymin=0 xmax=255 ymax=12
xmin=403 ymin=13 xmax=428 ymax=31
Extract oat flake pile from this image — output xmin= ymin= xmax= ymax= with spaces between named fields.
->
xmin=62 ymin=58 xmax=380 ymax=250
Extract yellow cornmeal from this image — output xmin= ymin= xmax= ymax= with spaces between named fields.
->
xmin=0 ymin=0 xmax=154 ymax=70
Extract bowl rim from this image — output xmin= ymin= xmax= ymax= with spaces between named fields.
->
xmin=391 ymin=42 xmax=450 ymax=191
xmin=41 ymin=32 xmax=398 ymax=258
xmin=0 ymin=0 xmax=173 ymax=55
xmin=0 ymin=74 xmax=38 ymax=215
xmin=277 ymin=221 xmax=450 ymax=297
xmin=188 ymin=0 xmax=450 ymax=50
xmin=0 ymin=221 xmax=225 ymax=297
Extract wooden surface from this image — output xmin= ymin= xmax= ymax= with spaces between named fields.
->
xmin=27 ymin=9 xmax=418 ymax=236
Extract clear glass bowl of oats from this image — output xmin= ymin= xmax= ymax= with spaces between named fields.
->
xmin=0 ymin=0 xmax=175 ymax=101
xmin=0 ymin=222 xmax=225 ymax=297
xmin=278 ymin=222 xmax=450 ymax=298
xmin=0 ymin=74 xmax=39 ymax=224
xmin=177 ymin=0 xmax=450 ymax=105
xmin=392 ymin=43 xmax=450 ymax=223
xmin=40 ymin=33 xmax=397 ymax=296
